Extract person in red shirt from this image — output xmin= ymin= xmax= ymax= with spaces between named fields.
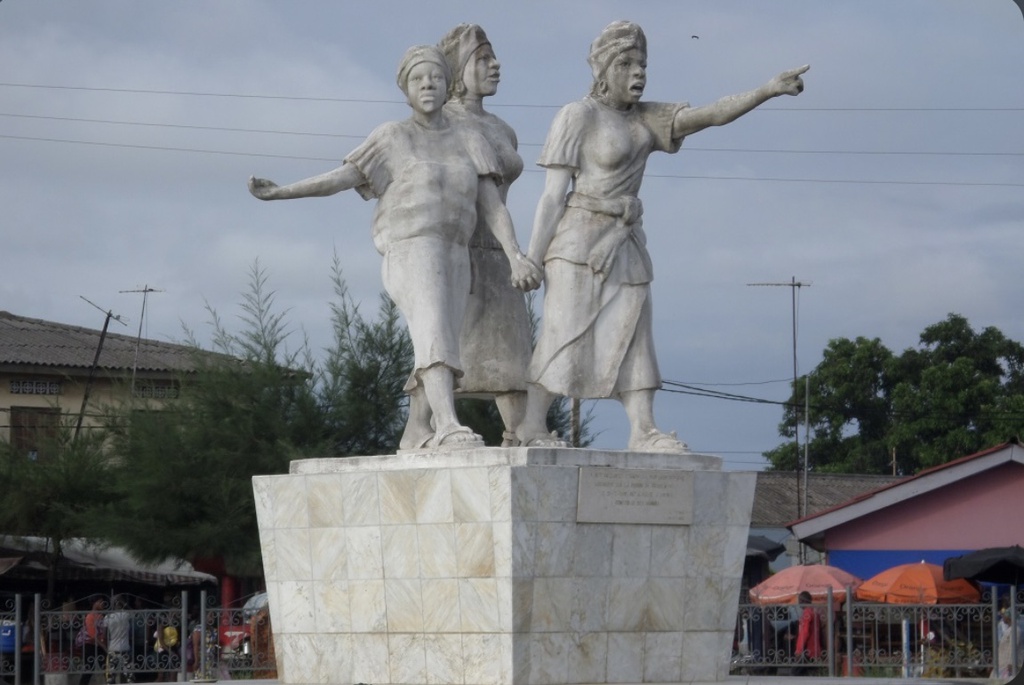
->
xmin=794 ymin=591 xmax=822 ymax=675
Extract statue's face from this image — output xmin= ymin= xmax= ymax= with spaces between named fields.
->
xmin=405 ymin=61 xmax=448 ymax=114
xmin=605 ymin=48 xmax=646 ymax=106
xmin=463 ymin=44 xmax=500 ymax=98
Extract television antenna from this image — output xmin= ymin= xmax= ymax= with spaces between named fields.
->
xmin=748 ymin=276 xmax=811 ymax=559
xmin=119 ymin=285 xmax=164 ymax=392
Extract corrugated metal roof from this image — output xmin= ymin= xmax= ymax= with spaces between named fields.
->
xmin=753 ymin=471 xmax=905 ymax=527
xmin=0 ymin=310 xmax=205 ymax=374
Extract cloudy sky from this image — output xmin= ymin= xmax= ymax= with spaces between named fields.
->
xmin=2 ymin=1 xmax=1021 ymax=468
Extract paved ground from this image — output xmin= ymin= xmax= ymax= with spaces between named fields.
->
xmin=258 ymin=675 xmax=999 ymax=679
xmin=725 ymin=678 xmax=997 ymax=685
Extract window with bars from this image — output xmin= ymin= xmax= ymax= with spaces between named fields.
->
xmin=10 ymin=406 xmax=61 ymax=461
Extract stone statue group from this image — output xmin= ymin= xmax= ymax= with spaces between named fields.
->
xmin=249 ymin=20 xmax=808 ymax=453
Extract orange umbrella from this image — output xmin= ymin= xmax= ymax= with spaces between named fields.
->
xmin=855 ymin=561 xmax=981 ymax=604
xmin=749 ymin=564 xmax=862 ymax=605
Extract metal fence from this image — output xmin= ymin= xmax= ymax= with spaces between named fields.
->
xmin=1 ymin=591 xmax=275 ymax=685
xmin=732 ymin=588 xmax=1023 ymax=679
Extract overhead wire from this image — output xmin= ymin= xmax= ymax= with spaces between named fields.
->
xmin=3 ymin=80 xmax=1024 ymax=112
xmin=2 ymin=132 xmax=1021 ymax=187
xmin=2 ymin=110 xmax=1022 ymax=158
xmin=2 ymin=82 xmax=1021 ymax=187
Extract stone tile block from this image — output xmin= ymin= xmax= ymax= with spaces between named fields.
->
xmin=423 ymin=634 xmax=464 ymax=685
xmin=418 ymin=523 xmax=458 ymax=578
xmin=451 ymin=466 xmax=492 ymax=522
xmin=341 ymin=471 xmax=380 ymax=526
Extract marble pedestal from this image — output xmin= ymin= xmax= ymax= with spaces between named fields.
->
xmin=253 ymin=447 xmax=755 ymax=685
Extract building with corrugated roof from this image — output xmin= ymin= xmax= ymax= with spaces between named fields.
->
xmin=0 ymin=310 xmax=217 ymax=457
xmin=789 ymin=441 xmax=1024 ymax=578
xmin=750 ymin=471 xmax=905 ymax=567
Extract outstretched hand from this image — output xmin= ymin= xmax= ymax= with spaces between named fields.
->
xmin=511 ymin=253 xmax=543 ymax=292
xmin=248 ymin=176 xmax=280 ymax=200
xmin=770 ymin=65 xmax=809 ymax=97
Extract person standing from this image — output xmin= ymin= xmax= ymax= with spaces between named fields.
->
xmin=103 ymin=596 xmax=133 ymax=684
xmin=794 ymin=591 xmax=822 ymax=675
xmin=77 ymin=599 xmax=107 ymax=685
xmin=993 ymin=607 xmax=1024 ymax=678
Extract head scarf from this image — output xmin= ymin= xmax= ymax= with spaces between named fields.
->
xmin=587 ymin=20 xmax=647 ymax=81
xmin=396 ymin=44 xmax=452 ymax=95
xmin=439 ymin=23 xmax=491 ymax=97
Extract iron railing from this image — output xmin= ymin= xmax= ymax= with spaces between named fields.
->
xmin=1 ymin=590 xmax=274 ymax=685
xmin=732 ymin=587 xmax=1022 ymax=679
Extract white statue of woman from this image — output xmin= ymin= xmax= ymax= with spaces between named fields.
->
xmin=248 ymin=44 xmax=541 ymax=450
xmin=399 ymin=24 xmax=532 ymax=448
xmin=516 ymin=21 xmax=808 ymax=451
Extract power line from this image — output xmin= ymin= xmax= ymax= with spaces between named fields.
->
xmin=3 ymin=133 xmax=1022 ymax=188
xmin=0 ymin=112 xmax=365 ymax=140
xmin=4 ymin=112 xmax=1024 ymax=158
xmin=4 ymin=81 xmax=1024 ymax=112
xmin=675 ymin=378 xmax=793 ymax=387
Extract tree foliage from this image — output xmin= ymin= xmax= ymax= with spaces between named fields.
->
xmin=765 ymin=313 xmax=1024 ymax=474
xmin=321 ymin=256 xmax=414 ymax=455
xmin=0 ymin=425 xmax=119 ymax=595
xmin=0 ymin=426 xmax=117 ymax=546
xmin=99 ymin=264 xmax=327 ymax=576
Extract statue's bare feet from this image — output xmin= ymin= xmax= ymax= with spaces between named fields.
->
xmin=629 ymin=429 xmax=690 ymax=453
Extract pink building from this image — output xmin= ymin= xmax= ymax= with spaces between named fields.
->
xmin=789 ymin=442 xmax=1024 ymax=578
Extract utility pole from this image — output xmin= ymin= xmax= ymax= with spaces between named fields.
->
xmin=77 ymin=296 xmax=127 ymax=441
xmin=119 ymin=285 xmax=164 ymax=394
xmin=748 ymin=277 xmax=811 ymax=559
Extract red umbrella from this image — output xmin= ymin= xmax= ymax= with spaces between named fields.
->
xmin=855 ymin=561 xmax=980 ymax=604
xmin=749 ymin=564 xmax=862 ymax=605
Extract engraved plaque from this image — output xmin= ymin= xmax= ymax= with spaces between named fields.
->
xmin=576 ymin=468 xmax=694 ymax=525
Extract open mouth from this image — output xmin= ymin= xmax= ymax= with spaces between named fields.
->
xmin=629 ymin=82 xmax=646 ymax=95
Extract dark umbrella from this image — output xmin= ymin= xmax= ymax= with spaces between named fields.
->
xmin=943 ymin=545 xmax=1024 ymax=585
xmin=746 ymin=535 xmax=786 ymax=562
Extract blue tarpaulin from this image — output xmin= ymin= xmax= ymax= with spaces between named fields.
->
xmin=827 ymin=549 xmax=971 ymax=580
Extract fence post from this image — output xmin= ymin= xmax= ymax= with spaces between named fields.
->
xmin=14 ymin=593 xmax=22 ymax=685
xmin=180 ymin=590 xmax=189 ymax=683
xmin=993 ymin=588 xmax=1001 ymax=676
xmin=199 ymin=589 xmax=208 ymax=680
xmin=1012 ymin=587 xmax=1019 ymax=679
xmin=826 ymin=586 xmax=835 ymax=677
xmin=33 ymin=593 xmax=42 ymax=685
xmin=845 ymin=585 xmax=854 ymax=677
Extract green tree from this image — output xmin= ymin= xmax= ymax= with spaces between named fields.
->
xmin=0 ymin=425 xmax=118 ymax=596
xmin=100 ymin=264 xmax=326 ymax=576
xmin=888 ymin=314 xmax=1024 ymax=470
xmin=320 ymin=257 xmax=414 ymax=455
xmin=765 ymin=314 xmax=1024 ymax=474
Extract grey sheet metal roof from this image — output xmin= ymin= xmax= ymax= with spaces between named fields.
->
xmin=0 ymin=310 xmax=206 ymax=375
xmin=752 ymin=471 xmax=905 ymax=527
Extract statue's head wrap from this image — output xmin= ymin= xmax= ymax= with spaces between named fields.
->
xmin=587 ymin=20 xmax=647 ymax=81
xmin=396 ymin=44 xmax=452 ymax=96
xmin=438 ymin=23 xmax=491 ymax=99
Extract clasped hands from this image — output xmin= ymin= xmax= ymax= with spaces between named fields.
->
xmin=510 ymin=252 xmax=543 ymax=292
